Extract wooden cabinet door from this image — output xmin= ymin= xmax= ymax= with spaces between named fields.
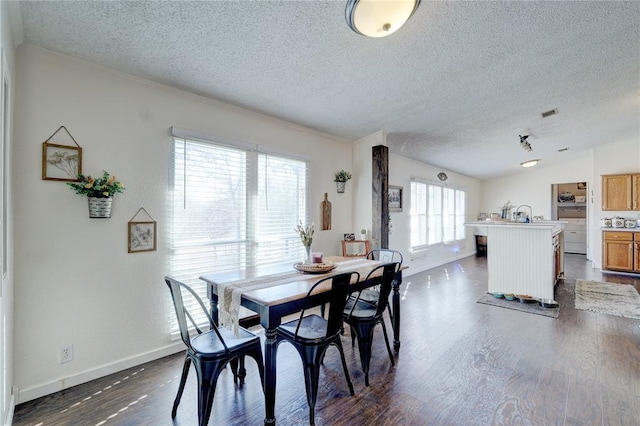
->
xmin=635 ymin=233 xmax=640 ymax=272
xmin=633 ymin=174 xmax=640 ymax=210
xmin=602 ymin=174 xmax=632 ymax=210
xmin=603 ymin=240 xmax=634 ymax=271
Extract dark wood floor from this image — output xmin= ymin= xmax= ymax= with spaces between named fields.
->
xmin=14 ymin=254 xmax=640 ymax=425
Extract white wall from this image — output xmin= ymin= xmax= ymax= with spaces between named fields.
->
xmin=352 ymin=131 xmax=385 ymax=245
xmin=481 ymin=151 xmax=593 ymax=221
xmin=388 ymin=155 xmax=482 ymax=275
xmin=481 ymin=140 xmax=640 ymax=268
xmin=13 ymin=44 xmax=354 ymax=403
xmin=0 ymin=1 xmax=16 ymax=422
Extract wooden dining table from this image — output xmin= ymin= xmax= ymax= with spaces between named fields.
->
xmin=200 ymin=256 xmax=404 ymax=426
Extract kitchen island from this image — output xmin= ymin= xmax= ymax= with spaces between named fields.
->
xmin=465 ymin=221 xmax=565 ymax=300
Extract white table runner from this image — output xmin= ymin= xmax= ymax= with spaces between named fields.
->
xmin=218 ymin=258 xmax=375 ymax=335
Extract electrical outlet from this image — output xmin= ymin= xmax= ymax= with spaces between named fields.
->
xmin=60 ymin=345 xmax=73 ymax=364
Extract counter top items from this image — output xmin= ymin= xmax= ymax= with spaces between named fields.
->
xmin=601 ymin=216 xmax=640 ymax=229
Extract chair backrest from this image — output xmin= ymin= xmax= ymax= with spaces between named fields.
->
xmin=348 ymin=262 xmax=401 ymax=317
xmin=295 ymin=271 xmax=360 ymax=339
xmin=366 ymin=249 xmax=403 ymax=266
xmin=165 ymin=276 xmax=230 ymax=353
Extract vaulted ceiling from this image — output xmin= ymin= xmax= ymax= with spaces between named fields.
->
xmin=13 ymin=1 xmax=640 ymax=179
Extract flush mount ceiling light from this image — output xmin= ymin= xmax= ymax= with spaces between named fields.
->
xmin=519 ymin=134 xmax=532 ymax=152
xmin=520 ymin=159 xmax=540 ymax=168
xmin=346 ymin=0 xmax=421 ymax=38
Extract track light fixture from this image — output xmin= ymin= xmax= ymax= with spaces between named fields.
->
xmin=519 ymin=134 xmax=532 ymax=152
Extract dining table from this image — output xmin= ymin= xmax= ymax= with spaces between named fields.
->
xmin=200 ymin=255 xmax=404 ymax=426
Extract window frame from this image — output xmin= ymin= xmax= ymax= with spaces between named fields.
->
xmin=410 ymin=179 xmax=466 ymax=252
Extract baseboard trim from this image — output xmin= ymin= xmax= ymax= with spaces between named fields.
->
xmin=4 ymin=393 xmax=15 ymax=426
xmin=16 ymin=342 xmax=184 ymax=405
xmin=405 ymin=251 xmax=476 ymax=277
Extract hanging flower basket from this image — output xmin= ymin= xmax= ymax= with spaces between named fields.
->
xmin=88 ymin=197 xmax=113 ymax=218
xmin=334 ymin=169 xmax=352 ymax=193
xmin=67 ymin=170 xmax=125 ymax=219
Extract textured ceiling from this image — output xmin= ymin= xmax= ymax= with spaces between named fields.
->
xmin=14 ymin=1 xmax=640 ymax=179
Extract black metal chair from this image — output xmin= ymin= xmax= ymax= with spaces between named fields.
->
xmin=275 ymin=271 xmax=359 ymax=425
xmin=359 ymin=249 xmax=403 ymax=329
xmin=165 ymin=276 xmax=265 ymax=426
xmin=343 ymin=262 xmax=400 ymax=386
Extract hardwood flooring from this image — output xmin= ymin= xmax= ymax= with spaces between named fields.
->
xmin=14 ymin=254 xmax=640 ymax=425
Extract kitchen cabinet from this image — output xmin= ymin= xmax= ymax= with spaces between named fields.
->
xmin=636 ymin=233 xmax=640 ymax=272
xmin=602 ymin=231 xmax=635 ymax=272
xmin=602 ymin=173 xmax=640 ymax=211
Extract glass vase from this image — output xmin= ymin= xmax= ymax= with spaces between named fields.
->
xmin=304 ymin=245 xmax=313 ymax=264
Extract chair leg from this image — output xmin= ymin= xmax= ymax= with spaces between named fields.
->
xmin=237 ymin=356 xmax=247 ymax=386
xmin=247 ymin=343 xmax=266 ymax=392
xmin=350 ymin=322 xmax=375 ymax=386
xmin=380 ymin=320 xmax=396 ymax=366
xmin=333 ymin=340 xmax=355 ymax=396
xmin=193 ymin=360 xmax=225 ymax=426
xmin=230 ymin=357 xmax=239 ymax=384
xmin=172 ymin=355 xmax=192 ymax=418
xmin=298 ymin=346 xmax=326 ymax=425
xmin=386 ymin=304 xmax=394 ymax=331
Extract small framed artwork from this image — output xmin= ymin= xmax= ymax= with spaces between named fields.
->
xmin=577 ymin=182 xmax=587 ymax=190
xmin=389 ymin=185 xmax=403 ymax=212
xmin=343 ymin=233 xmax=355 ymax=241
xmin=42 ymin=142 xmax=82 ymax=181
xmin=128 ymin=221 xmax=157 ymax=253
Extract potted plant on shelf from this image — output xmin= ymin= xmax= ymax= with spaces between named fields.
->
xmin=67 ymin=170 xmax=125 ymax=218
xmin=334 ymin=169 xmax=352 ymax=193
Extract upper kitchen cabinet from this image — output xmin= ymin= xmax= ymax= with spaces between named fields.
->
xmin=602 ymin=173 xmax=640 ymax=211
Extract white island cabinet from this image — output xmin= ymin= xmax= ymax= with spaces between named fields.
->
xmin=465 ymin=221 xmax=566 ymax=300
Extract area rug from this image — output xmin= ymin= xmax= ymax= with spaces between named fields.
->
xmin=477 ymin=293 xmax=559 ymax=319
xmin=574 ymin=279 xmax=640 ymax=319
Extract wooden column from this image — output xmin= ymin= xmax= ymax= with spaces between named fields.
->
xmin=372 ymin=145 xmax=389 ymax=249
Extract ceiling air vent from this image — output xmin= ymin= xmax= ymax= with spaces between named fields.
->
xmin=541 ymin=108 xmax=558 ymax=118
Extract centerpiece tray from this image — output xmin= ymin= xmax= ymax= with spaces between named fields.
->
xmin=293 ymin=262 xmax=337 ymax=274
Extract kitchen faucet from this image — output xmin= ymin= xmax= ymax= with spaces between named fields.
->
xmin=515 ymin=205 xmax=532 ymax=222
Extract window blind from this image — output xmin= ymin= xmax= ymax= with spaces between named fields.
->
xmin=169 ymin=135 xmax=308 ymax=334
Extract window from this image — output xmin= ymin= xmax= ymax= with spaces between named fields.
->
xmin=410 ymin=180 xmax=466 ymax=250
xmin=169 ymin=131 xmax=308 ymax=332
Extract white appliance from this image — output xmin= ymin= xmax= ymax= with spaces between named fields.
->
xmin=562 ymin=218 xmax=587 ymax=254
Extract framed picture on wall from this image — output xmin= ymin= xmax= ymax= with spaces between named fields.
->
xmin=389 ymin=185 xmax=403 ymax=212
xmin=128 ymin=221 xmax=157 ymax=253
xmin=42 ymin=142 xmax=82 ymax=181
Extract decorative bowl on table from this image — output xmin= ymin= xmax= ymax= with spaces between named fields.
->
xmin=293 ymin=262 xmax=337 ymax=274
xmin=504 ymin=293 xmax=515 ymax=301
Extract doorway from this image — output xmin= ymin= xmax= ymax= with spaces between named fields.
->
xmin=552 ymin=182 xmax=587 ymax=255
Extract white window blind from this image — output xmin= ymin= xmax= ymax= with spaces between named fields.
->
xmin=169 ymin=135 xmax=308 ymax=333
xmin=410 ymin=180 xmax=466 ymax=250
